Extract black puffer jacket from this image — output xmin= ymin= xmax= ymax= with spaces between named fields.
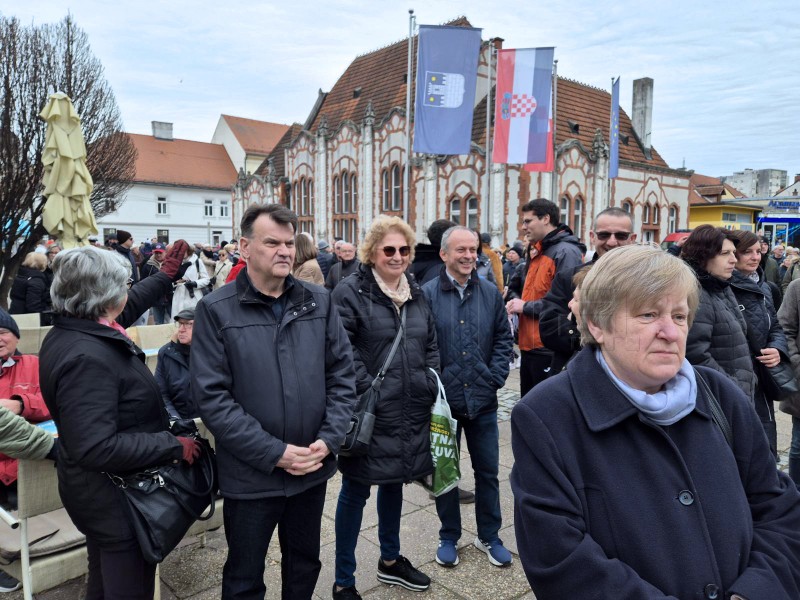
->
xmin=332 ymin=265 xmax=440 ymax=485
xmin=410 ymin=243 xmax=444 ymax=285
xmin=730 ymin=269 xmax=788 ymax=358
xmin=685 ymin=265 xmax=757 ymax=401
xmin=9 ymin=267 xmax=50 ymax=314
xmin=38 ymin=273 xmax=183 ymax=548
xmin=154 ymin=341 xmax=197 ymax=419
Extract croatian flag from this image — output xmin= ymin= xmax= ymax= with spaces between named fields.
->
xmin=609 ymin=76 xmax=620 ymax=179
xmin=524 ymin=116 xmax=553 ymax=172
xmin=492 ymin=47 xmax=555 ymax=164
xmin=413 ymin=25 xmax=482 ymax=155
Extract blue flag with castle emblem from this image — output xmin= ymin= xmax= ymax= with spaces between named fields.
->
xmin=413 ymin=25 xmax=482 ymax=155
xmin=609 ymin=77 xmax=620 ymax=179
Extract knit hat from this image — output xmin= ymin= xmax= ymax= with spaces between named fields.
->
xmin=511 ymin=241 xmax=525 ymax=256
xmin=480 ymin=232 xmax=492 ymax=245
xmin=0 ymin=309 xmax=20 ymax=339
xmin=116 ymin=230 xmax=132 ymax=245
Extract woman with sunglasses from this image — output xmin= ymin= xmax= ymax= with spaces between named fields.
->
xmin=331 ymin=216 xmax=440 ymax=599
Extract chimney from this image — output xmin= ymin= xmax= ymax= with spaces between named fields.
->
xmin=631 ymin=78 xmax=653 ymax=157
xmin=151 ymin=121 xmax=173 ymax=141
xmin=795 ymin=173 xmax=800 ymax=184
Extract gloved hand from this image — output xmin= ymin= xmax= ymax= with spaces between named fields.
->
xmin=161 ymin=240 xmax=191 ymax=281
xmin=208 ymin=276 xmax=217 ymax=286
xmin=177 ymin=437 xmax=201 ymax=464
xmin=184 ymin=280 xmax=197 ymax=290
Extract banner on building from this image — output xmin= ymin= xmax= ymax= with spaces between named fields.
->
xmin=492 ymin=47 xmax=555 ymax=164
xmin=413 ymin=25 xmax=482 ymax=155
xmin=609 ymin=76 xmax=620 ymax=179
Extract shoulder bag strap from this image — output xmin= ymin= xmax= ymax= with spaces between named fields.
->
xmin=693 ymin=367 xmax=733 ymax=449
xmin=371 ymin=305 xmax=407 ymax=391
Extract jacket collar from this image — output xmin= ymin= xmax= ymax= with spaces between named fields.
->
xmin=566 ymin=346 xmax=712 ymax=432
xmin=53 ymin=315 xmax=142 ymax=357
xmin=234 ymin=267 xmax=319 ymax=313
xmin=436 ymin=265 xmax=480 ymax=291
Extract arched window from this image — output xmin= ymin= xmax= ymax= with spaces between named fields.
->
xmin=573 ymin=197 xmax=583 ymax=238
xmin=351 ymin=174 xmax=358 ymax=213
xmin=342 ymin=171 xmax=351 ymax=214
xmin=622 ymin=200 xmax=632 ymax=213
xmin=467 ymin=197 xmax=478 ymax=229
xmin=391 ymin=165 xmax=402 ymax=211
xmin=652 ymin=204 xmax=659 ymax=225
xmin=300 ymin=178 xmax=308 ymax=216
xmin=291 ymin=181 xmax=298 ymax=212
xmin=668 ymin=206 xmax=678 ymax=234
xmin=333 ymin=175 xmax=340 ymax=214
xmin=559 ymin=196 xmax=569 ymax=226
xmin=642 ymin=203 xmax=650 ymax=224
xmin=450 ymin=198 xmax=461 ymax=224
xmin=381 ymin=169 xmax=390 ymax=211
xmin=308 ymin=182 xmax=314 ymax=215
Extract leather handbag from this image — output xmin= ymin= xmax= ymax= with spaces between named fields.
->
xmin=340 ymin=306 xmax=406 ymax=457
xmin=756 ymin=360 xmax=800 ymax=400
xmin=107 ymin=420 xmax=218 ymax=564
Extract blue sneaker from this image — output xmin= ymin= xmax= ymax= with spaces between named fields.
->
xmin=435 ymin=539 xmax=459 ymax=567
xmin=474 ymin=537 xmax=512 ymax=567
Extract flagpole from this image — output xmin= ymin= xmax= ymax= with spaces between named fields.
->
xmin=404 ymin=9 xmax=415 ymax=225
xmin=484 ymin=40 xmax=493 ymax=237
xmin=607 ymin=76 xmax=614 ymax=211
xmin=551 ymin=59 xmax=558 ymax=205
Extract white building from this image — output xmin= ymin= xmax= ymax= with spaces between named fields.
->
xmin=721 ymin=168 xmax=788 ymax=198
xmin=97 ymin=122 xmax=237 ymax=247
xmin=211 ymin=115 xmax=289 ymax=175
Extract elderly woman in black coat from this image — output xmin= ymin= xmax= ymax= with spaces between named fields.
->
xmin=331 ymin=216 xmax=439 ymax=599
xmin=38 ymin=243 xmax=199 ymax=600
xmin=511 ymin=245 xmax=800 ymax=599
xmin=728 ymin=229 xmax=789 ymax=458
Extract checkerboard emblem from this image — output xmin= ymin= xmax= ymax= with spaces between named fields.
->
xmin=500 ymin=92 xmax=538 ymax=120
xmin=423 ymin=71 xmax=466 ymax=109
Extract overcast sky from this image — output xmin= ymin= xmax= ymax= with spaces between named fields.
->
xmin=5 ymin=0 xmax=799 ymax=185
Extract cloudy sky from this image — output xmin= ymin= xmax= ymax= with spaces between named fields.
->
xmin=5 ymin=0 xmax=799 ymax=184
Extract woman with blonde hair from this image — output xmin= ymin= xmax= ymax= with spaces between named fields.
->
xmin=212 ymin=244 xmax=235 ymax=290
xmin=331 ymin=216 xmax=439 ymax=599
xmin=9 ymin=252 xmax=50 ymax=315
xmin=292 ymin=233 xmax=324 ymax=285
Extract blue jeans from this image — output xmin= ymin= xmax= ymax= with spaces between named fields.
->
xmin=222 ymin=482 xmax=326 ymax=600
xmin=334 ymin=477 xmax=403 ymax=588
xmin=790 ymin=417 xmax=800 ymax=483
xmin=435 ymin=410 xmax=501 ymax=543
xmin=151 ymin=305 xmax=171 ymax=325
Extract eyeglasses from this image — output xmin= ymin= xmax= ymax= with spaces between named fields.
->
xmin=594 ymin=231 xmax=632 ymax=241
xmin=177 ymin=321 xmax=193 ymax=329
xmin=381 ymin=246 xmax=411 ymax=258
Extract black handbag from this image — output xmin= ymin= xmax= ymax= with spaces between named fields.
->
xmin=107 ymin=420 xmax=218 ymax=564
xmin=340 ymin=306 xmax=406 ymax=457
xmin=757 ymin=360 xmax=800 ymax=399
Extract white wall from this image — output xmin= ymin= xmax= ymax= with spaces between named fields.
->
xmin=96 ymin=183 xmax=234 ymax=246
xmin=211 ymin=118 xmax=246 ymax=173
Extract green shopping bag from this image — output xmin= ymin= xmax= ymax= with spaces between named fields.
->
xmin=419 ymin=368 xmax=460 ymax=497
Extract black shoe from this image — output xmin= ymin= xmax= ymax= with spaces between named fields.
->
xmin=0 ymin=572 xmax=21 ymax=592
xmin=332 ymin=583 xmax=362 ymax=599
xmin=458 ymin=488 xmax=475 ymax=504
xmin=377 ymin=555 xmax=430 ymax=591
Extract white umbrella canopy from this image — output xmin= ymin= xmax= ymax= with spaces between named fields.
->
xmin=39 ymin=92 xmax=98 ymax=248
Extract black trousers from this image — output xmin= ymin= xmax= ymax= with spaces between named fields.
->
xmin=85 ymin=537 xmax=156 ymax=600
xmin=520 ymin=348 xmax=555 ymax=397
xmin=222 ymin=482 xmax=327 ymax=600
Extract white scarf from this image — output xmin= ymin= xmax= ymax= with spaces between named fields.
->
xmin=595 ymin=349 xmax=696 ymax=426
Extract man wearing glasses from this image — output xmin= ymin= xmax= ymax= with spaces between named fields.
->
xmin=539 ymin=207 xmax=636 ymax=371
xmin=506 ymin=199 xmax=583 ymax=396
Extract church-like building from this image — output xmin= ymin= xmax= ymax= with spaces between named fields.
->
xmin=232 ymin=18 xmax=691 ymax=249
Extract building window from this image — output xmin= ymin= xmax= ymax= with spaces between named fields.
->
xmin=212 ymin=231 xmax=222 ymax=247
xmin=342 ymin=172 xmax=351 ymax=213
xmin=333 ymin=175 xmax=341 ymax=214
xmin=466 ymin=197 xmax=478 ymax=229
xmin=450 ymin=198 xmax=461 ymax=224
xmin=722 ymin=212 xmax=737 ymax=222
xmin=559 ymin=197 xmax=569 ymax=226
xmin=333 ymin=171 xmax=358 ymax=242
xmin=642 ymin=203 xmax=650 ymax=224
xmin=668 ymin=207 xmax=678 ymax=233
xmin=652 ymin=204 xmax=659 ymax=225
xmin=381 ymin=169 xmax=390 ymax=211
xmin=220 ymin=200 xmax=229 ymax=218
xmin=204 ymin=199 xmax=214 ymax=218
xmin=157 ymin=229 xmax=169 ymax=243
xmin=391 ymin=165 xmax=402 ymax=211
xmin=351 ymin=174 xmax=358 ymax=213
xmin=157 ymin=197 xmax=167 ymax=215
xmin=622 ymin=200 xmax=632 ymax=213
xmin=573 ymin=197 xmax=583 ymax=238
xmin=308 ymin=182 xmax=314 ymax=215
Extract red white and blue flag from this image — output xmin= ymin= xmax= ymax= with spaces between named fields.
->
xmin=492 ymin=47 xmax=555 ymax=165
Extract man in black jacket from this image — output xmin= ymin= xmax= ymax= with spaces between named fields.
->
xmin=191 ymin=203 xmax=357 ymax=600
xmin=411 ymin=219 xmax=456 ymax=285
xmin=324 ymin=241 xmax=359 ymax=290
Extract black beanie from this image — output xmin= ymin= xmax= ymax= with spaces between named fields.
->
xmin=117 ymin=230 xmax=132 ymax=245
xmin=0 ymin=309 xmax=20 ymax=339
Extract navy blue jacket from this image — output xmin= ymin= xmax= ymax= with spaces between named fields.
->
xmin=191 ymin=270 xmax=357 ymax=499
xmin=511 ymin=347 xmax=800 ymax=599
xmin=422 ymin=267 xmax=512 ymax=419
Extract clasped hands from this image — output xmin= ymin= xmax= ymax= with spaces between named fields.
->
xmin=277 ymin=440 xmax=330 ymax=476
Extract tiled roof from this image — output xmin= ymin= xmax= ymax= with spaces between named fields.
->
xmin=258 ymin=123 xmax=304 ymax=180
xmin=689 ymin=173 xmax=746 ymax=204
xmin=555 ymin=78 xmax=669 ymax=168
xmin=128 ymin=133 xmax=237 ymax=190
xmin=308 ymin=17 xmax=472 ymax=132
xmin=221 ymin=115 xmax=290 ymax=155
xmin=691 ymin=173 xmax=722 ymax=187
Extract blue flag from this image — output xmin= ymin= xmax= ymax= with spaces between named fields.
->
xmin=609 ymin=77 xmax=620 ymax=179
xmin=413 ymin=25 xmax=482 ymax=155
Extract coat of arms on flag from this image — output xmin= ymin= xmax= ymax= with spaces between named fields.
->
xmin=500 ymin=93 xmax=538 ymax=120
xmin=424 ymin=72 xmax=466 ymax=109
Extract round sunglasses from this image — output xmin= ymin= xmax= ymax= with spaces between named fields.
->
xmin=380 ymin=245 xmax=411 ymax=258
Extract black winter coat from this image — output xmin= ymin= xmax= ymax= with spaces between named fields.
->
xmin=410 ymin=243 xmax=444 ymax=285
xmin=191 ymin=271 xmax=357 ymax=499
xmin=38 ymin=273 xmax=183 ymax=548
xmin=422 ymin=268 xmax=512 ymax=419
xmin=325 ymin=258 xmax=359 ymax=290
xmin=685 ymin=265 xmax=757 ymax=401
xmin=154 ymin=341 xmax=197 ymax=419
xmin=332 ymin=265 xmax=440 ymax=485
xmin=9 ymin=267 xmax=50 ymax=314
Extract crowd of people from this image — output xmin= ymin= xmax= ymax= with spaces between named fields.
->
xmin=0 ymin=198 xmax=799 ymax=599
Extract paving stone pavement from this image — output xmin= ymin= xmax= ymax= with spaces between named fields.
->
xmin=18 ymin=364 xmax=794 ymax=599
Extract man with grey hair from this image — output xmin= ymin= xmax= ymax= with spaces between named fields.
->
xmin=422 ymin=226 xmax=513 ymax=569
xmin=191 ymin=203 xmax=357 ymax=599
xmin=325 ymin=241 xmax=358 ymax=290
xmin=539 ymin=206 xmax=636 ymax=370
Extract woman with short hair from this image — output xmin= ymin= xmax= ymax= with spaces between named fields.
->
xmin=331 ymin=216 xmax=439 ymax=599
xmin=38 ymin=243 xmax=200 ymax=600
xmin=511 ymin=245 xmax=800 ymax=599
xmin=9 ymin=252 xmax=50 ymax=315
